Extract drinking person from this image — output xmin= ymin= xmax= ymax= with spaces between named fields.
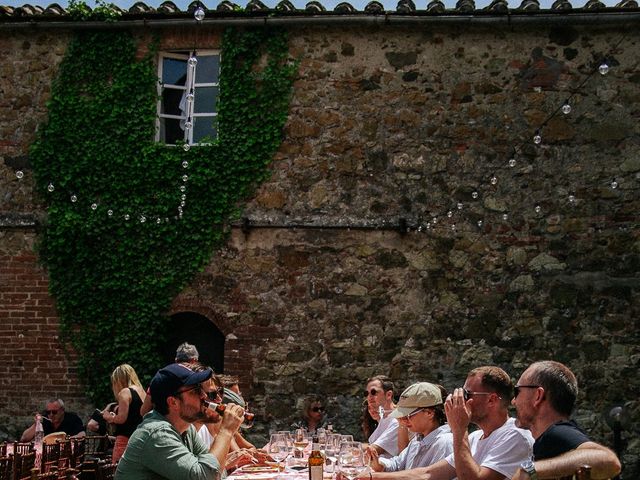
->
xmin=21 ymin=398 xmax=85 ymax=441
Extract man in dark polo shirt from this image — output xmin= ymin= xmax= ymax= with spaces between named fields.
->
xmin=21 ymin=398 xmax=85 ymax=441
xmin=511 ymin=361 xmax=621 ymax=479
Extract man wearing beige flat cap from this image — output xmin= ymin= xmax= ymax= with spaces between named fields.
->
xmin=369 ymin=382 xmax=453 ymax=473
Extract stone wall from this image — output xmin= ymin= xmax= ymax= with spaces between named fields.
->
xmin=0 ymin=20 xmax=638 ymax=476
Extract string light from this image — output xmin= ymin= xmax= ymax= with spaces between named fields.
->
xmin=17 ymin=30 xmax=632 ymax=235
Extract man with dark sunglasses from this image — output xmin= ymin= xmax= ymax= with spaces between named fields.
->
xmin=365 ymin=375 xmax=403 ymax=458
xmin=365 ymin=366 xmax=533 ymax=480
xmin=116 ymin=363 xmax=245 ymax=479
xmin=511 ymin=361 xmax=621 ymax=480
xmin=20 ymin=398 xmax=84 ymax=442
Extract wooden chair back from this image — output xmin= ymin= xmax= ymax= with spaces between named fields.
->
xmin=69 ymin=439 xmax=84 ymax=468
xmin=14 ymin=451 xmax=36 ymax=480
xmin=82 ymin=437 xmax=109 ymax=461
xmin=13 ymin=444 xmax=34 ymax=456
xmin=30 ymin=469 xmax=57 ymax=480
xmin=0 ymin=456 xmax=13 ymax=480
xmin=40 ymin=443 xmax=60 ymax=474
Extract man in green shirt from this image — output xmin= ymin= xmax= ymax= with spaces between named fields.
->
xmin=116 ymin=363 xmax=245 ymax=479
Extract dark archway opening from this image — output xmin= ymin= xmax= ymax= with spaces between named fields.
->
xmin=160 ymin=311 xmax=225 ymax=374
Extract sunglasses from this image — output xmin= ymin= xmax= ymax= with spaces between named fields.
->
xmin=364 ymin=388 xmax=384 ymax=397
xmin=514 ymin=385 xmax=540 ymax=397
xmin=176 ymin=384 xmax=203 ymax=397
xmin=45 ymin=410 xmax=60 ymax=415
xmin=462 ymin=388 xmax=494 ymax=401
xmin=403 ymin=407 xmax=426 ymax=420
xmin=207 ymin=387 xmax=225 ymax=401
xmin=311 ymin=406 xmax=324 ymax=413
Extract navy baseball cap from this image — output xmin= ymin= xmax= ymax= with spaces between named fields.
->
xmin=150 ymin=363 xmax=212 ymax=401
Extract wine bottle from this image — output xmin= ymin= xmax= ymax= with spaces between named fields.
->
xmin=308 ymin=436 xmax=324 ymax=480
xmin=575 ymin=465 xmax=591 ymax=480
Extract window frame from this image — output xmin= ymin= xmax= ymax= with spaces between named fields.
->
xmin=156 ymin=49 xmax=220 ymax=146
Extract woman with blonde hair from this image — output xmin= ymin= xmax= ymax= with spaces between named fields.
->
xmin=102 ymin=364 xmax=146 ymax=462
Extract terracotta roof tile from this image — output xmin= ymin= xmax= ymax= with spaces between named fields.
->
xmin=0 ymin=0 xmax=638 ymax=20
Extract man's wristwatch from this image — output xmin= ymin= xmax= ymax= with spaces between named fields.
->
xmin=521 ymin=460 xmax=538 ymax=480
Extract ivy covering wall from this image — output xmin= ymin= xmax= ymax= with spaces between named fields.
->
xmin=30 ymin=27 xmax=296 ymax=404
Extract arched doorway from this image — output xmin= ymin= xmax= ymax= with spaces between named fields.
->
xmin=160 ymin=311 xmax=225 ymax=374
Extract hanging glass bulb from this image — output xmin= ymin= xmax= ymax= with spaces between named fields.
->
xmin=533 ymin=134 xmax=542 ymax=145
xmin=91 ymin=203 xmax=98 ymax=211
xmin=534 ymin=205 xmax=542 ymax=214
xmin=181 ymin=194 xmax=187 ymax=201
xmin=182 ymin=175 xmax=189 ymax=182
xmin=502 ymin=213 xmax=508 ymax=221
xmin=426 ymin=222 xmax=431 ymax=229
xmin=477 ymin=220 xmax=483 ymax=227
xmin=599 ymin=63 xmax=609 ymax=75
xmin=140 ymin=215 xmax=146 ymax=223
xmin=156 ymin=218 xmax=162 ymax=224
xmin=457 ymin=202 xmax=463 ymax=210
xmin=490 ymin=176 xmax=498 ymax=185
xmin=508 ymin=158 xmax=516 ymax=167
xmin=186 ymin=92 xmax=194 ymax=103
xmin=568 ymin=194 xmax=576 ymax=204
xmin=183 ymin=143 xmax=191 ymax=151
xmin=181 ymin=200 xmax=186 ymax=207
xmin=451 ymin=224 xmax=456 ymax=231
xmin=16 ymin=171 xmax=24 ymax=179
xmin=447 ymin=210 xmax=453 ymax=218
xmin=47 ymin=183 xmax=55 ymax=192
xmin=182 ymin=161 xmax=189 ymax=169
xmin=124 ymin=214 xmax=130 ymax=221
xmin=472 ymin=191 xmax=479 ymax=199
xmin=188 ymin=57 xmax=198 ymax=67
xmin=562 ymin=103 xmax=571 ymax=115
xmin=432 ymin=216 xmax=438 ymax=224
xmin=180 ymin=185 xmax=186 ymax=192
xmin=107 ymin=209 xmax=114 ymax=216
xmin=610 ymin=179 xmax=618 ymax=189
xmin=194 ymin=6 xmax=205 ymax=21
xmin=70 ymin=194 xmax=78 ymax=203
xmin=184 ymin=120 xmax=193 ymax=130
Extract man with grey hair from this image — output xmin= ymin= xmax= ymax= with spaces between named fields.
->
xmin=511 ymin=360 xmax=621 ymax=480
xmin=175 ymin=342 xmax=200 ymax=363
xmin=21 ymin=398 xmax=85 ymax=441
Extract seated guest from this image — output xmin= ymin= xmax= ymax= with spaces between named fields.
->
xmin=368 ymin=366 xmax=533 ymax=480
xmin=362 ymin=398 xmax=378 ymax=440
xmin=116 ymin=363 xmax=245 ymax=479
xmin=220 ymin=374 xmax=256 ymax=450
xmin=87 ymin=402 xmax=117 ymax=436
xmin=140 ymin=342 xmax=200 ymax=417
xmin=21 ymin=398 xmax=85 ymax=441
xmin=366 ymin=375 xmax=405 ymax=458
xmin=511 ymin=361 xmax=621 ymax=480
xmin=369 ymin=382 xmax=452 ymax=472
xmin=292 ymin=395 xmax=326 ymax=435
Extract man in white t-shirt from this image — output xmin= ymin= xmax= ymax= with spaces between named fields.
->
xmin=367 ymin=366 xmax=533 ymax=480
xmin=366 ymin=375 xmax=402 ymax=458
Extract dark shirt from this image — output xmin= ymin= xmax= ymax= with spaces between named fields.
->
xmin=43 ymin=411 xmax=84 ymax=436
xmin=533 ymin=420 xmax=591 ymax=460
xmin=115 ymin=388 xmax=144 ymax=438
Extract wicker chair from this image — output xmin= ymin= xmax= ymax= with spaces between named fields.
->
xmin=14 ymin=451 xmax=37 ymax=480
xmin=0 ymin=456 xmax=13 ymax=480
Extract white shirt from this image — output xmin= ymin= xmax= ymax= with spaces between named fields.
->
xmin=197 ymin=424 xmax=216 ymax=449
xmin=445 ymin=417 xmax=534 ymax=479
xmin=380 ymin=424 xmax=453 ymax=471
xmin=369 ymin=415 xmax=400 ymax=458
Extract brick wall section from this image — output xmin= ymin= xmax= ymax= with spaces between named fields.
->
xmin=0 ymin=230 xmax=86 ymax=438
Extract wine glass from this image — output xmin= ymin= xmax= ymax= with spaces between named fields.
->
xmin=268 ymin=433 xmax=290 ymax=471
xmin=323 ymin=433 xmax=341 ymax=473
xmin=339 ymin=442 xmax=368 ymax=480
xmin=293 ymin=428 xmax=309 ymax=458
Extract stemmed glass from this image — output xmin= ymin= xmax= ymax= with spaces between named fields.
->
xmin=338 ymin=442 xmax=368 ymax=480
xmin=323 ymin=433 xmax=341 ymax=473
xmin=268 ymin=433 xmax=291 ymax=471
